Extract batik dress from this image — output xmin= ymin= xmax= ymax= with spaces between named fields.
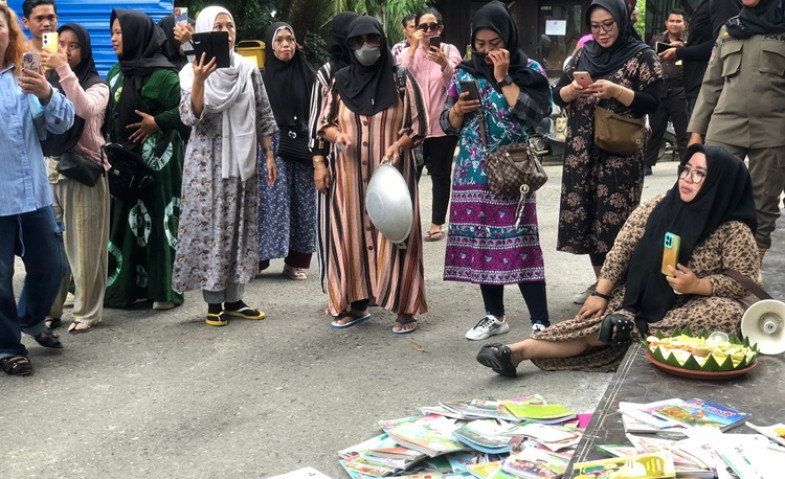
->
xmin=104 ymin=66 xmax=189 ymax=307
xmin=316 ymin=70 xmax=428 ymax=316
xmin=442 ymin=63 xmax=550 ymax=285
xmin=173 ymin=68 xmax=277 ymax=293
xmin=532 ymin=197 xmax=760 ymax=372
xmin=555 ymin=49 xmax=662 ymax=255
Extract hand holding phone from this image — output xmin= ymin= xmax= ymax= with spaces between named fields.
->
xmin=428 ymin=36 xmax=441 ymax=49
xmin=22 ymin=51 xmax=41 ymax=74
xmin=42 ymin=32 xmax=58 ymax=54
xmin=573 ymin=71 xmax=593 ymax=89
xmin=661 ymin=232 xmax=681 ymax=276
xmin=460 ymin=80 xmax=480 ymax=101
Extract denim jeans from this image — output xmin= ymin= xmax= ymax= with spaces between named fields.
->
xmin=0 ymin=207 xmax=68 ymax=359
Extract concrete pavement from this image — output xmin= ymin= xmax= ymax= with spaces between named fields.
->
xmin=3 ymin=160 xmax=782 ymax=479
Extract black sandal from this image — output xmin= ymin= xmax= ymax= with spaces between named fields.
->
xmin=476 ymin=343 xmax=517 ymax=378
xmin=597 ymin=313 xmax=635 ymax=346
xmin=34 ymin=330 xmax=63 ymax=349
xmin=45 ymin=317 xmax=62 ymax=330
xmin=1 ymin=356 xmax=33 ymax=376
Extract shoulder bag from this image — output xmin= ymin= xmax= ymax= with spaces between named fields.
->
xmin=102 ymin=143 xmax=156 ymax=202
xmin=593 ymin=106 xmax=646 ymax=157
xmin=57 ymin=151 xmax=104 ymax=187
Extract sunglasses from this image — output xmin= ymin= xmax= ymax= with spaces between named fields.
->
xmin=418 ymin=22 xmax=441 ymax=32
xmin=348 ymin=34 xmax=382 ymax=50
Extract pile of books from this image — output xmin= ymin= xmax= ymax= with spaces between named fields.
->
xmin=336 ymin=395 xmax=583 ymax=479
xmin=586 ymin=397 xmax=785 ymax=478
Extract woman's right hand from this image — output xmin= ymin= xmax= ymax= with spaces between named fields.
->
xmin=314 ymin=162 xmax=331 ymax=194
xmin=452 ymin=91 xmax=481 ymax=115
xmin=334 ymin=132 xmax=352 ymax=153
xmin=174 ymin=22 xmax=194 ymax=44
xmin=578 ymin=296 xmax=608 ymax=320
xmin=569 ymin=80 xmax=595 ymax=98
xmin=193 ymin=52 xmax=217 ymax=83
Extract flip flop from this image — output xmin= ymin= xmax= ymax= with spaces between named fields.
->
xmin=392 ymin=317 xmax=418 ymax=335
xmin=68 ymin=321 xmax=95 ymax=334
xmin=424 ymin=230 xmax=444 ymax=242
xmin=331 ymin=312 xmax=372 ymax=329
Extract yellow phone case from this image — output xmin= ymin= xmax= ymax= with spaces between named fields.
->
xmin=661 ymin=232 xmax=681 ymax=276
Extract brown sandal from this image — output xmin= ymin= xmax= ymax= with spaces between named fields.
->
xmin=68 ymin=321 xmax=95 ymax=334
xmin=424 ymin=229 xmax=444 ymax=241
xmin=1 ymin=356 xmax=33 ymax=376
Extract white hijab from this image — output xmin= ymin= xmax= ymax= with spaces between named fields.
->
xmin=180 ymin=6 xmax=257 ymax=180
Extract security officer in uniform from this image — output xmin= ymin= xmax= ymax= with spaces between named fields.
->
xmin=688 ymin=0 xmax=785 ymax=267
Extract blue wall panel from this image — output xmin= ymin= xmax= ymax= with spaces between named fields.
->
xmin=8 ymin=0 xmax=174 ymax=77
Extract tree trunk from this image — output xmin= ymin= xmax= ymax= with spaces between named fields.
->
xmin=286 ymin=0 xmax=319 ymax=44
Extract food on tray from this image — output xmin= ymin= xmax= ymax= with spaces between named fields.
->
xmin=646 ymin=330 xmax=758 ymax=371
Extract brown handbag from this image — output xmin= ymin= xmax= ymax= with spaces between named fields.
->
xmin=477 ymin=104 xmax=547 ymax=198
xmin=593 ymin=106 xmax=646 ymax=156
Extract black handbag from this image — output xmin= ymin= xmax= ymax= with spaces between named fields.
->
xmin=56 ymin=151 xmax=104 ymax=187
xmin=102 ymin=143 xmax=155 ymax=202
xmin=276 ymin=130 xmax=312 ymax=163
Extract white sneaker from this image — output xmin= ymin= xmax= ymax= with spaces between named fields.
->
xmin=465 ymin=315 xmax=510 ymax=341
xmin=531 ymin=322 xmax=548 ymax=336
xmin=572 ymin=282 xmax=597 ymax=304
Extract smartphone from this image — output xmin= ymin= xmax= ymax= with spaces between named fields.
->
xmin=428 ymin=36 xmax=441 ymax=49
xmin=573 ymin=71 xmax=593 ymax=88
xmin=174 ymin=6 xmax=188 ymax=24
xmin=460 ymin=80 xmax=480 ymax=101
xmin=655 ymin=41 xmax=671 ymax=55
xmin=661 ymin=232 xmax=681 ymax=276
xmin=22 ymin=51 xmax=41 ymax=74
xmin=192 ymin=31 xmax=230 ymax=69
xmin=42 ymin=31 xmax=58 ymax=53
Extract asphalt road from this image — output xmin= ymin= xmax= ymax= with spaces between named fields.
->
xmin=3 ymin=160 xmax=781 ymax=479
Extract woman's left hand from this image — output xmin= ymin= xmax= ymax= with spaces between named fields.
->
xmin=41 ymin=46 xmax=68 ymax=70
xmin=665 ymin=264 xmax=699 ymax=294
xmin=127 ymin=109 xmax=160 ymax=144
xmin=487 ymin=49 xmax=510 ymax=82
xmin=385 ymin=141 xmax=402 ymax=166
xmin=590 ymin=80 xmax=621 ymax=100
xmin=18 ymin=68 xmax=53 ymax=102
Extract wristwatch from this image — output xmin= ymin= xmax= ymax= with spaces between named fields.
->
xmin=499 ymin=75 xmax=514 ymax=87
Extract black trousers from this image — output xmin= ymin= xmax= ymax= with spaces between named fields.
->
xmin=417 ymin=135 xmax=458 ymax=226
xmin=644 ymin=87 xmax=689 ymax=167
xmin=479 ymin=281 xmax=549 ymax=325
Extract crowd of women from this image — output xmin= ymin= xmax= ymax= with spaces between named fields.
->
xmin=0 ymin=0 xmax=767 ymax=378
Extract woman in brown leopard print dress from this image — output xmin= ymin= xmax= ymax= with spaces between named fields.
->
xmin=476 ymin=145 xmax=759 ymax=375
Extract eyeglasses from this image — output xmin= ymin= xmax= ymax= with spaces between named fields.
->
xmin=348 ymin=34 xmax=382 ymax=51
xmin=679 ymin=165 xmax=707 ymax=184
xmin=418 ymin=22 xmax=441 ymax=32
xmin=589 ymin=21 xmax=616 ymax=33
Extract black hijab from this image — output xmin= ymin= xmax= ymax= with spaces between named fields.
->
xmin=157 ymin=14 xmax=190 ymax=70
xmin=333 ymin=16 xmax=398 ymax=116
xmin=262 ymin=22 xmax=316 ymax=133
xmin=622 ymin=145 xmax=757 ymax=333
xmin=327 ymin=12 xmax=358 ymax=73
xmin=727 ymin=0 xmax=785 ymax=38
xmin=111 ymin=9 xmax=176 ymax=145
xmin=41 ymin=23 xmax=106 ymax=156
xmin=459 ymin=0 xmax=549 ymax=98
xmin=577 ymin=0 xmax=650 ymax=78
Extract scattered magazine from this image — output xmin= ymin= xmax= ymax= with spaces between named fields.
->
xmin=452 ymin=420 xmax=520 ymax=454
xmin=502 ymin=396 xmax=576 ymax=424
xmin=650 ymin=398 xmax=751 ymax=432
xmin=500 ymin=449 xmax=568 ymax=479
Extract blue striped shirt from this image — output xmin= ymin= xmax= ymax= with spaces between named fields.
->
xmin=0 ymin=64 xmax=74 ymax=216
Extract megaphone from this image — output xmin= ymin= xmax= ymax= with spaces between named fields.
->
xmin=741 ymin=299 xmax=785 ymax=355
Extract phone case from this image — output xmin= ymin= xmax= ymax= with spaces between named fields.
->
xmin=460 ymin=80 xmax=479 ymax=100
xmin=573 ymin=72 xmax=592 ymax=87
xmin=428 ymin=36 xmax=441 ymax=48
xmin=661 ymin=232 xmax=681 ymax=276
xmin=192 ymin=31 xmax=230 ymax=69
xmin=42 ymin=32 xmax=58 ymax=53
xmin=22 ymin=52 xmax=41 ymax=72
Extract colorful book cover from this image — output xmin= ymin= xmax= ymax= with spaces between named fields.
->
xmin=378 ymin=416 xmax=424 ymax=432
xmin=389 ymin=416 xmax=467 ymax=458
xmin=502 ymin=397 xmax=575 ymax=422
xmin=446 ymin=451 xmax=482 ymax=474
xmin=339 ymin=434 xmax=399 ymax=459
xmin=505 ymin=423 xmax=582 ymax=452
xmin=440 ymin=399 xmax=517 ymax=422
xmin=452 ymin=420 xmax=518 ymax=454
xmin=619 ymin=399 xmax=685 ymax=430
xmin=572 ymin=452 xmax=676 ymax=479
xmin=465 ymin=462 xmax=502 ymax=479
xmin=651 ymin=398 xmax=750 ymax=431
xmin=501 ymin=449 xmax=568 ymax=479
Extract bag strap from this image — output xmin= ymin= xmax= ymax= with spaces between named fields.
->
xmin=722 ymin=268 xmax=772 ymax=300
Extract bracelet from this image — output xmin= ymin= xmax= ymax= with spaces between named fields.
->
xmin=591 ymin=291 xmax=611 ymax=301
xmin=262 ymin=145 xmax=274 ymax=155
xmin=313 ymin=158 xmax=325 ymax=168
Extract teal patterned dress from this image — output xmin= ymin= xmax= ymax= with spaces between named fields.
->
xmin=104 ymin=66 xmax=189 ymax=307
xmin=442 ymin=62 xmax=550 ymax=285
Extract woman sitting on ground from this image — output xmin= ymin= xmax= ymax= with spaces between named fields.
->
xmin=476 ymin=145 xmax=760 ymax=377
